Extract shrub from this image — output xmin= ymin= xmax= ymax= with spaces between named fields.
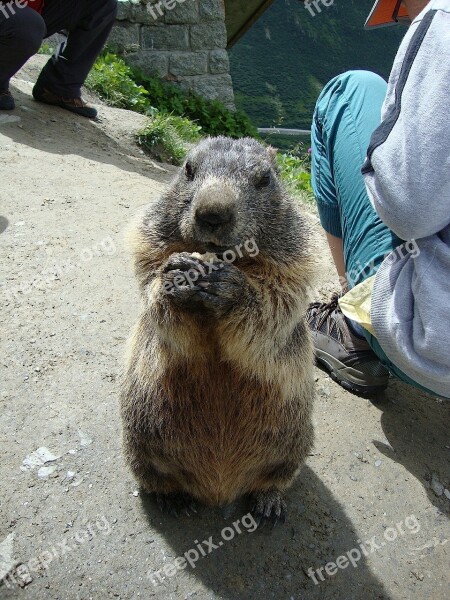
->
xmin=136 ymin=113 xmax=202 ymax=166
xmin=87 ymin=53 xmax=257 ymax=138
xmin=130 ymin=69 xmax=258 ymax=139
xmin=86 ymin=53 xmax=151 ymax=114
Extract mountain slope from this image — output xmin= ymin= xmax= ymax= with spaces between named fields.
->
xmin=229 ymin=0 xmax=406 ymax=129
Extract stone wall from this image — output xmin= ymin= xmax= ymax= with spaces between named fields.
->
xmin=110 ymin=0 xmax=235 ymax=109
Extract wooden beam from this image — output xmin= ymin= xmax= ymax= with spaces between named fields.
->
xmin=226 ymin=0 xmax=275 ymax=48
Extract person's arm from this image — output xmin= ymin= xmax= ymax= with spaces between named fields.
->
xmin=362 ymin=7 xmax=450 ymax=241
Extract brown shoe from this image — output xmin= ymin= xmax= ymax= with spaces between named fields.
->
xmin=32 ymin=83 xmax=97 ymax=119
xmin=306 ymin=293 xmax=389 ymax=395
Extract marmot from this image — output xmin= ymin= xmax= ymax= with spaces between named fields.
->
xmin=120 ymin=136 xmax=315 ymax=524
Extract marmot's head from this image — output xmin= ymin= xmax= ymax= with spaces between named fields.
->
xmin=150 ymin=137 xmax=309 ymax=263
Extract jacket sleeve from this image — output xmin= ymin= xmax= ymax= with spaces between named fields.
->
xmin=362 ymin=8 xmax=450 ymax=241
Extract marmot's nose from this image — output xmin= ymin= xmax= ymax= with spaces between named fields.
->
xmin=195 ymin=206 xmax=233 ymax=227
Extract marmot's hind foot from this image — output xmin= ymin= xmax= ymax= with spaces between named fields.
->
xmin=156 ymin=492 xmax=199 ymax=517
xmin=250 ymin=489 xmax=287 ymax=528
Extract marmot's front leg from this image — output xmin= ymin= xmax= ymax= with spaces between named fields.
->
xmin=250 ymin=489 xmax=287 ymax=527
xmin=162 ymin=253 xmax=250 ymax=318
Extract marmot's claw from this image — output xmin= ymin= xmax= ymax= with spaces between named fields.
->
xmin=156 ymin=492 xmax=199 ymax=517
xmin=250 ymin=490 xmax=287 ymax=529
xmin=162 ymin=252 xmax=204 ymax=274
xmin=162 ymin=253 xmax=246 ymax=315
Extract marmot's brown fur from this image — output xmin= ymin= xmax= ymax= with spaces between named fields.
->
xmin=120 ymin=137 xmax=315 ymax=523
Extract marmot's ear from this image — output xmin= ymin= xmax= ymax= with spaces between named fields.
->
xmin=266 ymin=145 xmax=278 ymax=165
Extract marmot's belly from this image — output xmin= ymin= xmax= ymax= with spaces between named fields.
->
xmin=152 ymin=423 xmax=288 ymax=505
xmin=162 ymin=451 xmax=266 ymax=505
xmin=149 ymin=369 xmax=302 ymax=504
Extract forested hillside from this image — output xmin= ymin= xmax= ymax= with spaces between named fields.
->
xmin=229 ymin=0 xmax=406 ymax=129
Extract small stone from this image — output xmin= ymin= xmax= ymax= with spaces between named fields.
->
xmin=38 ymin=465 xmax=57 ymax=479
xmin=21 ymin=447 xmax=61 ymax=471
xmin=350 ymin=474 xmax=358 ymax=481
xmin=374 ymin=460 xmax=382 ymax=468
xmin=430 ymin=474 xmax=444 ymax=496
xmin=71 ymin=478 xmax=84 ymax=487
xmin=15 ymin=565 xmax=33 ymax=587
xmin=78 ymin=431 xmax=93 ymax=447
xmin=132 ymin=490 xmax=139 ymax=497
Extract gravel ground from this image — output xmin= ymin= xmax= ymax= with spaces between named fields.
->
xmin=1 ymin=57 xmax=449 ymax=600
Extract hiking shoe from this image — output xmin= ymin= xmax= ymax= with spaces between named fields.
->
xmin=32 ymin=84 xmax=97 ymax=119
xmin=306 ymin=293 xmax=389 ymax=395
xmin=0 ymin=90 xmax=15 ymax=111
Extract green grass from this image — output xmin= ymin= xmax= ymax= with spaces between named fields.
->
xmin=136 ymin=113 xmax=202 ymax=165
xmin=38 ymin=43 xmax=54 ymax=55
xmin=277 ymin=143 xmax=314 ymax=202
xmin=86 ymin=53 xmax=151 ymax=114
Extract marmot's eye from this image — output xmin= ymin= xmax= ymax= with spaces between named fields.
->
xmin=185 ymin=162 xmax=196 ymax=181
xmin=255 ymin=171 xmax=271 ymax=189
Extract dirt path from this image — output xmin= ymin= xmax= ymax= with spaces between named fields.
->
xmin=1 ymin=57 xmax=449 ymax=600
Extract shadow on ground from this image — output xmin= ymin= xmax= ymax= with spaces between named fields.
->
xmin=375 ymin=379 xmax=450 ymax=512
xmin=3 ymin=82 xmax=173 ymax=184
xmin=139 ymin=466 xmax=388 ymax=599
xmin=0 ymin=216 xmax=8 ymax=234
xmin=315 ymin=360 xmax=449 ymax=514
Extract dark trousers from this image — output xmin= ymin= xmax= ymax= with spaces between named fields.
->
xmin=0 ymin=0 xmax=117 ymax=96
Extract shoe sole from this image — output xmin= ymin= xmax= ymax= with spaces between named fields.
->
xmin=315 ymin=348 xmax=389 ymax=396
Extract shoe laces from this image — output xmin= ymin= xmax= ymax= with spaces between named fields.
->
xmin=307 ymin=292 xmax=347 ymax=345
xmin=309 ymin=292 xmax=340 ymax=329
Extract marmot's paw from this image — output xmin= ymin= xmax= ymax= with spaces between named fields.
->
xmin=162 ymin=252 xmax=246 ymax=316
xmin=250 ymin=489 xmax=287 ymax=528
xmin=156 ymin=492 xmax=199 ymax=517
xmin=162 ymin=253 xmax=206 ymax=306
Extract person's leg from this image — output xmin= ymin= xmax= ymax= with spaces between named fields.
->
xmin=311 ymin=70 xmax=403 ymax=289
xmin=308 ymin=70 xmax=399 ymax=394
xmin=0 ymin=5 xmax=46 ymax=108
xmin=308 ymin=70 xmax=437 ymax=396
xmin=36 ymin=0 xmax=117 ymax=98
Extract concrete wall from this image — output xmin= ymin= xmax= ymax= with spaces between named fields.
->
xmin=110 ymin=0 xmax=235 ymax=109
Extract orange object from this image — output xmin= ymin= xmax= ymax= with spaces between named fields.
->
xmin=365 ymin=0 xmax=410 ymax=29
